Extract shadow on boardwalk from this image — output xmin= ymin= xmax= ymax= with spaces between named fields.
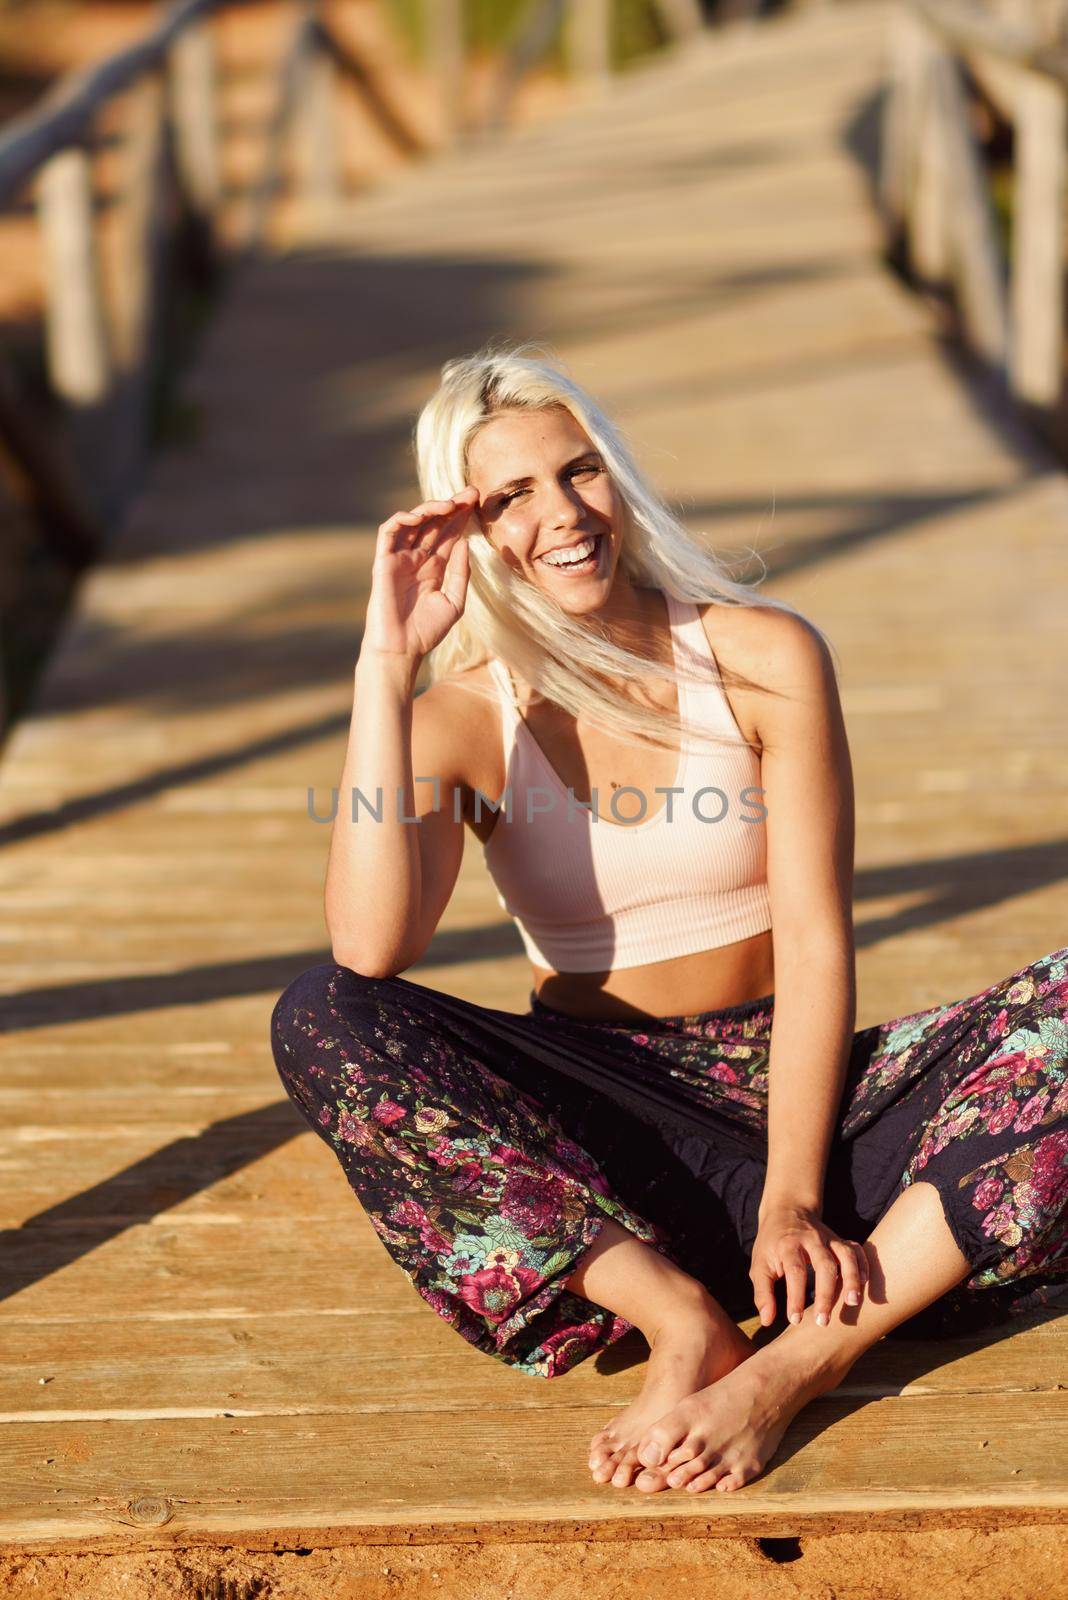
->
xmin=1 ymin=0 xmax=1066 ymax=1576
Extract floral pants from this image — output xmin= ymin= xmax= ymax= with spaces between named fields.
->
xmin=269 ymin=945 xmax=1068 ymax=1379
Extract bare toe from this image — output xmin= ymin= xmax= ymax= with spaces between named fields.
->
xmin=589 ymin=1426 xmax=616 ymax=1456
xmin=666 ymin=1453 xmax=717 ymax=1489
xmin=634 ymin=1466 xmax=672 ymax=1494
xmin=684 ymin=1463 xmax=733 ymax=1493
xmin=590 ymin=1449 xmax=622 ymax=1484
xmin=609 ymin=1447 xmax=643 ymax=1489
xmin=714 ymin=1466 xmax=752 ymax=1492
xmin=636 ymin=1411 xmax=693 ymax=1470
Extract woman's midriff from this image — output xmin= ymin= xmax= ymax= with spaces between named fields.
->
xmin=529 ymin=927 xmax=775 ymax=1022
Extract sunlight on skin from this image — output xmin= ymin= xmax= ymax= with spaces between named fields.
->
xmin=564 ymin=1217 xmax=758 ymax=1484
xmin=585 ymin=1181 xmax=973 ymax=1495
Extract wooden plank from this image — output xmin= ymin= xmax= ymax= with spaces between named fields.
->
xmin=0 ymin=1393 xmax=1064 ymax=1545
xmin=0 ymin=1310 xmax=1064 ymax=1420
xmin=0 ymin=1215 xmax=444 ymax=1318
xmin=0 ymin=1 xmax=1065 ymax=1558
xmin=0 ymin=1138 xmax=353 ymax=1230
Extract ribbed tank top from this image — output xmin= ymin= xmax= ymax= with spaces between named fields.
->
xmin=481 ymin=592 xmax=772 ymax=972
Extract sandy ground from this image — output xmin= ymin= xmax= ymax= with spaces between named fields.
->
xmin=1 ymin=1524 xmax=1066 ymax=1599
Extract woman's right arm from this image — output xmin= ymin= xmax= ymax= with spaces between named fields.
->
xmin=325 ymin=487 xmax=479 ymax=976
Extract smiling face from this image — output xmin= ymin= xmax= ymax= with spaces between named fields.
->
xmin=466 ymin=405 xmax=627 ymax=614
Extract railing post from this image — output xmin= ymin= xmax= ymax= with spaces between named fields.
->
xmin=424 ymin=0 xmax=465 ymax=145
xmin=35 ymin=146 xmax=111 ymax=408
xmin=566 ymin=0 xmax=612 ymax=91
xmin=909 ymin=22 xmax=952 ymax=284
xmin=651 ymin=0 xmax=704 ymax=41
xmin=932 ymin=48 xmax=1009 ymax=367
xmin=169 ymin=21 xmax=221 ymax=223
xmin=294 ymin=40 xmax=343 ymax=238
xmin=880 ymin=6 xmax=925 ymax=237
xmin=113 ymin=71 xmax=168 ymax=373
xmin=1010 ymin=67 xmax=1066 ymax=406
xmin=110 ymin=69 xmax=171 ymax=500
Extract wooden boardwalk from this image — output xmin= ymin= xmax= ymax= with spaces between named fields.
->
xmin=1 ymin=2 xmax=1066 ymax=1591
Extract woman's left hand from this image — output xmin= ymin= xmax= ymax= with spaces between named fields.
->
xmin=750 ymin=1202 xmax=870 ymax=1328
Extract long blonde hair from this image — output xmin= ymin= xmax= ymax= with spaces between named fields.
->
xmin=413 ymin=339 xmax=835 ymax=754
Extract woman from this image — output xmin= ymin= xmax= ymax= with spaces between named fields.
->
xmin=271 ymin=343 xmax=1068 ymax=1496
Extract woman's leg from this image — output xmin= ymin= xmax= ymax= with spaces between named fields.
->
xmin=627 ymin=944 xmax=1068 ymax=1492
xmin=565 ymin=1217 xmax=756 ymax=1485
xmin=270 ymin=961 xmax=733 ymax=1381
xmin=629 ymin=1176 xmax=972 ymax=1492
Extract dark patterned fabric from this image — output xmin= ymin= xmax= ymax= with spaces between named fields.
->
xmin=270 ymin=946 xmax=1068 ymax=1378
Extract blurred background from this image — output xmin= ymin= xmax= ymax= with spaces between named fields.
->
xmin=0 ymin=0 xmax=799 ymax=738
xmin=0 ymin=0 xmax=1066 ymax=742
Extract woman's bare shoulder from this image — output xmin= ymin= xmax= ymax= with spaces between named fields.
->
xmin=694 ymin=600 xmax=832 ymax=746
xmin=696 ymin=599 xmax=828 ymax=678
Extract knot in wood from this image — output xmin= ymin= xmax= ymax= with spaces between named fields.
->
xmin=128 ymin=1494 xmax=173 ymax=1526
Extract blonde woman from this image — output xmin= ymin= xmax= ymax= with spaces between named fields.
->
xmin=271 ymin=344 xmax=1067 ymax=1495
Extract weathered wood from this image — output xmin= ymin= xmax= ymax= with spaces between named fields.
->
xmin=0 ymin=0 xmax=222 ymax=208
xmin=878 ymin=7 xmax=920 ymax=232
xmin=425 ymin=0 xmax=465 ymax=143
xmin=651 ymin=0 xmax=705 ymax=41
xmin=112 ymin=73 xmax=168 ymax=373
xmin=929 ymin=45 xmax=1010 ymax=364
xmin=960 ymin=40 xmax=1027 ymax=122
xmin=908 ymin=19 xmax=953 ymax=282
xmin=480 ymin=0 xmax=569 ymax=136
xmin=2 ymin=0 xmax=1067 ymax=1563
xmin=314 ymin=20 xmax=430 ymax=158
xmin=2 ymin=1310 xmax=1064 ymax=1421
xmin=566 ymin=0 xmax=612 ymax=88
xmin=169 ymin=20 xmax=221 ymax=219
xmin=909 ymin=0 xmax=1068 ymax=85
xmin=293 ymin=43 xmax=343 ymax=237
xmin=894 ymin=1 xmax=1067 ymax=417
xmin=1010 ymin=64 xmax=1066 ymax=404
xmin=0 ymin=1393 xmax=1065 ymax=1544
xmin=35 ymin=147 xmax=111 ymax=407
xmin=235 ymin=1 xmax=320 ymax=255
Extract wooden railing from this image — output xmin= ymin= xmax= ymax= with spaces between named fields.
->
xmin=0 ymin=0 xmax=709 ymax=572
xmin=0 ymin=0 xmax=435 ymax=558
xmin=432 ymin=0 xmax=706 ymax=141
xmin=880 ymin=0 xmax=1068 ymax=429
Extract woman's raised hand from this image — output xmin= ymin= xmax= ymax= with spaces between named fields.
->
xmin=362 ymin=486 xmax=480 ymax=664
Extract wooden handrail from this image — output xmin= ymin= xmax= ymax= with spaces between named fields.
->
xmin=881 ymin=0 xmax=1067 ymax=420
xmin=908 ymin=0 xmax=1068 ymax=85
xmin=0 ymin=0 xmax=229 ymax=208
xmin=0 ymin=0 xmax=711 ymax=598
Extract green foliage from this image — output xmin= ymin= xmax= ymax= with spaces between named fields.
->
xmin=385 ymin=0 xmax=667 ymax=70
xmin=989 ymin=163 xmax=1013 ymax=265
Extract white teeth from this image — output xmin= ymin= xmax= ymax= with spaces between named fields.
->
xmin=542 ymin=536 xmax=598 ymax=568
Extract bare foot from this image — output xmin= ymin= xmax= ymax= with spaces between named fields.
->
xmin=630 ymin=1333 xmax=840 ymax=1494
xmin=588 ymin=1289 xmax=754 ymax=1489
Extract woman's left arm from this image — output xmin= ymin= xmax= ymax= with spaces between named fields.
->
xmin=747 ymin=611 xmax=868 ymax=1330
